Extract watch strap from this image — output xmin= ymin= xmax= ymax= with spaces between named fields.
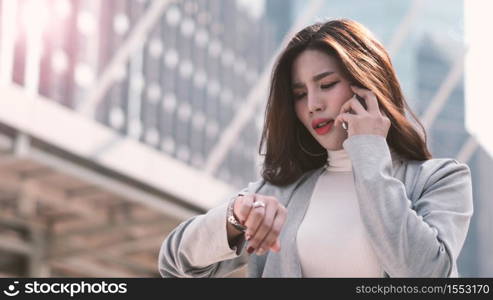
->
xmin=227 ymin=196 xmax=247 ymax=232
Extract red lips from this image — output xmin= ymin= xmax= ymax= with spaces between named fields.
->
xmin=314 ymin=120 xmax=334 ymax=135
xmin=311 ymin=118 xmax=333 ymax=130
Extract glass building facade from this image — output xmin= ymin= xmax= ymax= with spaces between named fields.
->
xmin=2 ymin=0 xmax=277 ymax=188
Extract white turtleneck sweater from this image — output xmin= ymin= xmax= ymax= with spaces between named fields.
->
xmin=296 ymin=148 xmax=383 ymax=277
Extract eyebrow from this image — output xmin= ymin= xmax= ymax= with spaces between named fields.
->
xmin=292 ymin=71 xmax=335 ymax=89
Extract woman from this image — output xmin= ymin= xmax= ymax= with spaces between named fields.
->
xmin=159 ymin=19 xmax=473 ymax=277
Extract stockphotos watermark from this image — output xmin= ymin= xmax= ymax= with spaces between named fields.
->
xmin=2 ymin=280 xmax=127 ymax=297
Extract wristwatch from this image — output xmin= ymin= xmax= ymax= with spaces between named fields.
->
xmin=227 ymin=195 xmax=247 ymax=233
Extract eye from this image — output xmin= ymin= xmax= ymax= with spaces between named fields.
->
xmin=293 ymin=91 xmax=306 ymax=100
xmin=321 ymin=81 xmax=339 ymax=89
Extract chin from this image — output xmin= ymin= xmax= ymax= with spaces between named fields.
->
xmin=317 ymin=135 xmax=345 ymax=150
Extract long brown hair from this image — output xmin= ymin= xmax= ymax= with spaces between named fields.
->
xmin=259 ymin=19 xmax=432 ymax=186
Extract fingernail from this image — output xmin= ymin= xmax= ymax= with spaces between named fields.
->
xmin=247 ymin=247 xmax=255 ymax=254
xmin=245 ymin=234 xmax=251 ymax=241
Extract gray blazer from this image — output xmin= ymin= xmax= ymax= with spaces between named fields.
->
xmin=159 ymin=135 xmax=473 ymax=277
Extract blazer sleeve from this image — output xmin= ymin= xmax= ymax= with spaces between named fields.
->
xmin=158 ymin=178 xmax=266 ymax=278
xmin=343 ymin=134 xmax=474 ymax=277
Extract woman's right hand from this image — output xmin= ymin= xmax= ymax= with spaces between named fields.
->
xmin=233 ymin=194 xmax=287 ymax=256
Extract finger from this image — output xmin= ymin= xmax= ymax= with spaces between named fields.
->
xmin=349 ymin=84 xmax=372 ymax=97
xmin=338 ymin=96 xmax=367 ymax=120
xmin=349 ymin=94 xmax=368 ymax=114
xmin=258 ymin=206 xmax=286 ymax=254
xmin=234 ymin=194 xmax=254 ymax=224
xmin=270 ymin=237 xmax=281 ymax=252
xmin=350 ymin=85 xmax=379 ymax=114
xmin=334 ymin=112 xmax=355 ymax=129
xmin=247 ymin=199 xmax=277 ymax=254
xmin=379 ymin=107 xmax=389 ymax=119
xmin=244 ymin=200 xmax=266 ymax=251
xmin=368 ymin=94 xmax=380 ymax=115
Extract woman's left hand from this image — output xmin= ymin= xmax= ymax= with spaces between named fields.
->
xmin=334 ymin=85 xmax=391 ymax=138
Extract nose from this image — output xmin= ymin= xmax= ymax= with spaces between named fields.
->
xmin=307 ymin=93 xmax=326 ymax=114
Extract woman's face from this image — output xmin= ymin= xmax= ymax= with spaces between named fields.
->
xmin=292 ymin=49 xmax=354 ymax=150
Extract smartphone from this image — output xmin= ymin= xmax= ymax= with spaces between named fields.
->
xmin=355 ymin=94 xmax=367 ymax=110
xmin=348 ymin=94 xmax=367 ymax=114
xmin=350 ymin=82 xmax=368 ymax=110
xmin=343 ymin=93 xmax=367 ymax=130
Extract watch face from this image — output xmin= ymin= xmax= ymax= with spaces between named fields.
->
xmin=228 ymin=216 xmax=246 ymax=232
xmin=228 ymin=199 xmax=246 ymax=232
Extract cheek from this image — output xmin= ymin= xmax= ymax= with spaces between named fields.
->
xmin=332 ymin=89 xmax=353 ymax=111
xmin=334 ymin=99 xmax=347 ymax=113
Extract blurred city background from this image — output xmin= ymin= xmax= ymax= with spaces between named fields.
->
xmin=0 ymin=0 xmax=491 ymax=277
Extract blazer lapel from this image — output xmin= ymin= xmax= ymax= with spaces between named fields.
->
xmin=262 ymin=167 xmax=324 ymax=277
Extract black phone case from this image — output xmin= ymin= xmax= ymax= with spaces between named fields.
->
xmin=348 ymin=94 xmax=367 ymax=115
xmin=355 ymin=94 xmax=367 ymax=110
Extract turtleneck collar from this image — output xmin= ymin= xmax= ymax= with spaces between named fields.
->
xmin=324 ymin=147 xmax=401 ymax=172
xmin=325 ymin=148 xmax=352 ymax=172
